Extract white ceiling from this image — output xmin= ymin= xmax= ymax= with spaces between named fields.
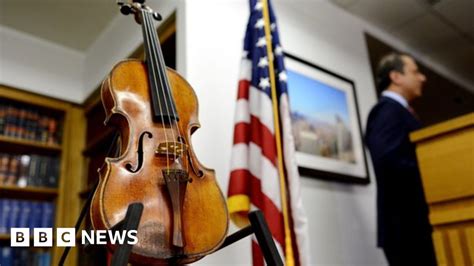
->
xmin=0 ymin=0 xmax=473 ymax=89
xmin=0 ymin=0 xmax=118 ymax=51
xmin=328 ymin=0 xmax=474 ymax=89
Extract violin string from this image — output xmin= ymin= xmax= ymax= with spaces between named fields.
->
xmin=145 ymin=11 xmax=180 ymax=173
xmin=155 ymin=17 xmax=190 ymax=175
xmin=141 ymin=9 xmax=170 ymax=169
xmin=145 ymin=10 xmax=183 ymax=234
xmin=147 ymin=12 xmax=183 ymax=144
xmin=146 ymin=11 xmax=188 ymax=174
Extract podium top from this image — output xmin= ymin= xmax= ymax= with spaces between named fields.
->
xmin=410 ymin=112 xmax=474 ymax=143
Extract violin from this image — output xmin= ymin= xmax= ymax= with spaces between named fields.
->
xmin=90 ymin=1 xmax=229 ymax=264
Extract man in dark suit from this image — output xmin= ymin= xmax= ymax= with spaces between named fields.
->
xmin=365 ymin=53 xmax=437 ymax=265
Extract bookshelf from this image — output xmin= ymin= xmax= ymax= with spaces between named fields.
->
xmin=0 ymin=185 xmax=58 ymax=201
xmin=0 ymin=85 xmax=85 ymax=266
xmin=0 ymin=135 xmax=62 ymax=152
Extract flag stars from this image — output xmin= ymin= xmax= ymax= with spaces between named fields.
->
xmin=279 ymin=71 xmax=287 ymax=82
xmin=259 ymin=77 xmax=270 ymax=89
xmin=255 ymin=18 xmax=264 ymax=29
xmin=254 ymin=1 xmax=263 ymax=11
xmin=256 ymin=37 xmax=266 ymax=48
xmin=258 ymin=56 xmax=269 ymax=68
xmin=274 ymin=45 xmax=283 ymax=56
xmin=271 ymin=23 xmax=276 ymax=31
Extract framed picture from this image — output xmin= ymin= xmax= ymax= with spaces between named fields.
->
xmin=285 ymin=53 xmax=370 ymax=184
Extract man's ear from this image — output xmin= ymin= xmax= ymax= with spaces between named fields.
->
xmin=389 ymin=70 xmax=400 ymax=85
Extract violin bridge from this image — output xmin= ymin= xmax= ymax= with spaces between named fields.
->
xmin=162 ymin=169 xmax=190 ymax=183
xmin=162 ymin=168 xmax=190 ymax=248
xmin=155 ymin=142 xmax=187 ymax=157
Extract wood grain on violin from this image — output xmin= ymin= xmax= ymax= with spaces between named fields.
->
xmin=90 ymin=2 xmax=228 ymax=265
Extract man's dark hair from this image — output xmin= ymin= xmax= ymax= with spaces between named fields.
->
xmin=375 ymin=52 xmax=408 ymax=93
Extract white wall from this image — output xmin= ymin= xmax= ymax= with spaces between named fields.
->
xmin=83 ymin=0 xmax=178 ymax=96
xmin=182 ymin=0 xmax=386 ymax=265
xmin=0 ymin=26 xmax=84 ymax=103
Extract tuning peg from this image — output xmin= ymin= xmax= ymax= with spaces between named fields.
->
xmin=153 ymin=12 xmax=162 ymax=21
xmin=120 ymin=4 xmax=133 ymax=15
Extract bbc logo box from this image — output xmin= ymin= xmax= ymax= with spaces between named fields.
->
xmin=10 ymin=228 xmax=75 ymax=247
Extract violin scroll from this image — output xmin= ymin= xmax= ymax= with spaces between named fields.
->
xmin=117 ymin=0 xmax=162 ymax=22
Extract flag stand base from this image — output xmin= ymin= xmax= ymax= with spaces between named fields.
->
xmin=216 ymin=210 xmax=284 ymax=266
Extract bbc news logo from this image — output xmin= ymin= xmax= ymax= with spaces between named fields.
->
xmin=10 ymin=228 xmax=138 ymax=247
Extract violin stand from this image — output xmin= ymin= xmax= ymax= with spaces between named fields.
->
xmin=216 ymin=210 xmax=284 ymax=266
xmin=98 ymin=208 xmax=284 ymax=266
xmin=108 ymin=203 xmax=144 ymax=266
xmin=58 ymin=199 xmax=144 ymax=266
xmin=60 ymin=194 xmax=283 ymax=266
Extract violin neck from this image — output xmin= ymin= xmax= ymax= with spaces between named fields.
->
xmin=141 ymin=10 xmax=179 ymax=123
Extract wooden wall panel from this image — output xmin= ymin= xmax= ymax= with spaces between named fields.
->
xmin=432 ymin=224 xmax=474 ymax=266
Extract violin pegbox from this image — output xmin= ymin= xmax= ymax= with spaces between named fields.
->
xmin=117 ymin=0 xmax=162 ymax=22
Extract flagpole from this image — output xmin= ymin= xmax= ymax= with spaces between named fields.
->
xmin=260 ymin=0 xmax=295 ymax=265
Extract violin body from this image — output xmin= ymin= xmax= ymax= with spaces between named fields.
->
xmin=90 ymin=59 xmax=229 ymax=265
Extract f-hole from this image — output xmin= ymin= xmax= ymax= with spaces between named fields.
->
xmin=126 ymin=131 xmax=153 ymax=173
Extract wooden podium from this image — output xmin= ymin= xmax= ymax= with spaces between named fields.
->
xmin=410 ymin=113 xmax=474 ymax=266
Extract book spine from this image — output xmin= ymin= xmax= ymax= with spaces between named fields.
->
xmin=0 ymin=153 xmax=8 ymax=185
xmin=1 ymin=247 xmax=13 ymax=266
xmin=0 ymin=199 xmax=6 ymax=233
xmin=5 ymin=155 xmax=19 ymax=186
xmin=11 ymin=106 xmax=20 ymax=138
xmin=0 ymin=102 xmax=5 ymax=136
xmin=7 ymin=200 xmax=20 ymax=232
xmin=30 ymin=201 xmax=42 ymax=229
xmin=17 ymin=109 xmax=27 ymax=140
xmin=40 ymin=202 xmax=54 ymax=228
xmin=18 ymin=200 xmax=32 ymax=228
xmin=17 ymin=155 xmax=31 ymax=187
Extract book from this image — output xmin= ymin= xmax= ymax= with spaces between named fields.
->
xmin=46 ymin=157 xmax=60 ymax=188
xmin=40 ymin=202 xmax=54 ymax=228
xmin=5 ymin=155 xmax=20 ymax=186
xmin=7 ymin=200 xmax=20 ymax=231
xmin=0 ymin=103 xmax=5 ymax=136
xmin=47 ymin=117 xmax=57 ymax=145
xmin=27 ymin=155 xmax=39 ymax=187
xmin=18 ymin=200 xmax=32 ymax=228
xmin=4 ymin=105 xmax=16 ymax=137
xmin=37 ymin=156 xmax=48 ymax=188
xmin=0 ymin=153 xmax=9 ymax=184
xmin=30 ymin=201 xmax=42 ymax=230
xmin=40 ymin=250 xmax=51 ymax=266
xmin=17 ymin=155 xmax=31 ymax=187
xmin=0 ymin=100 xmax=62 ymax=145
xmin=38 ymin=116 xmax=49 ymax=143
xmin=17 ymin=109 xmax=27 ymax=139
xmin=0 ymin=199 xmax=11 ymax=233
xmin=0 ymin=247 xmax=13 ymax=266
xmin=13 ymin=248 xmax=29 ymax=266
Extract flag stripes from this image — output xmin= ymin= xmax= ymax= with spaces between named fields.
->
xmin=227 ymin=0 xmax=309 ymax=265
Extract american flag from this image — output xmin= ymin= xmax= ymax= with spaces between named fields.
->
xmin=227 ymin=0 xmax=310 ymax=265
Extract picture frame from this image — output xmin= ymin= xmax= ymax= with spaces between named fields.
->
xmin=284 ymin=53 xmax=370 ymax=184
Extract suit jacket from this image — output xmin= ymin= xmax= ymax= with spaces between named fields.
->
xmin=365 ymin=96 xmax=431 ymax=248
